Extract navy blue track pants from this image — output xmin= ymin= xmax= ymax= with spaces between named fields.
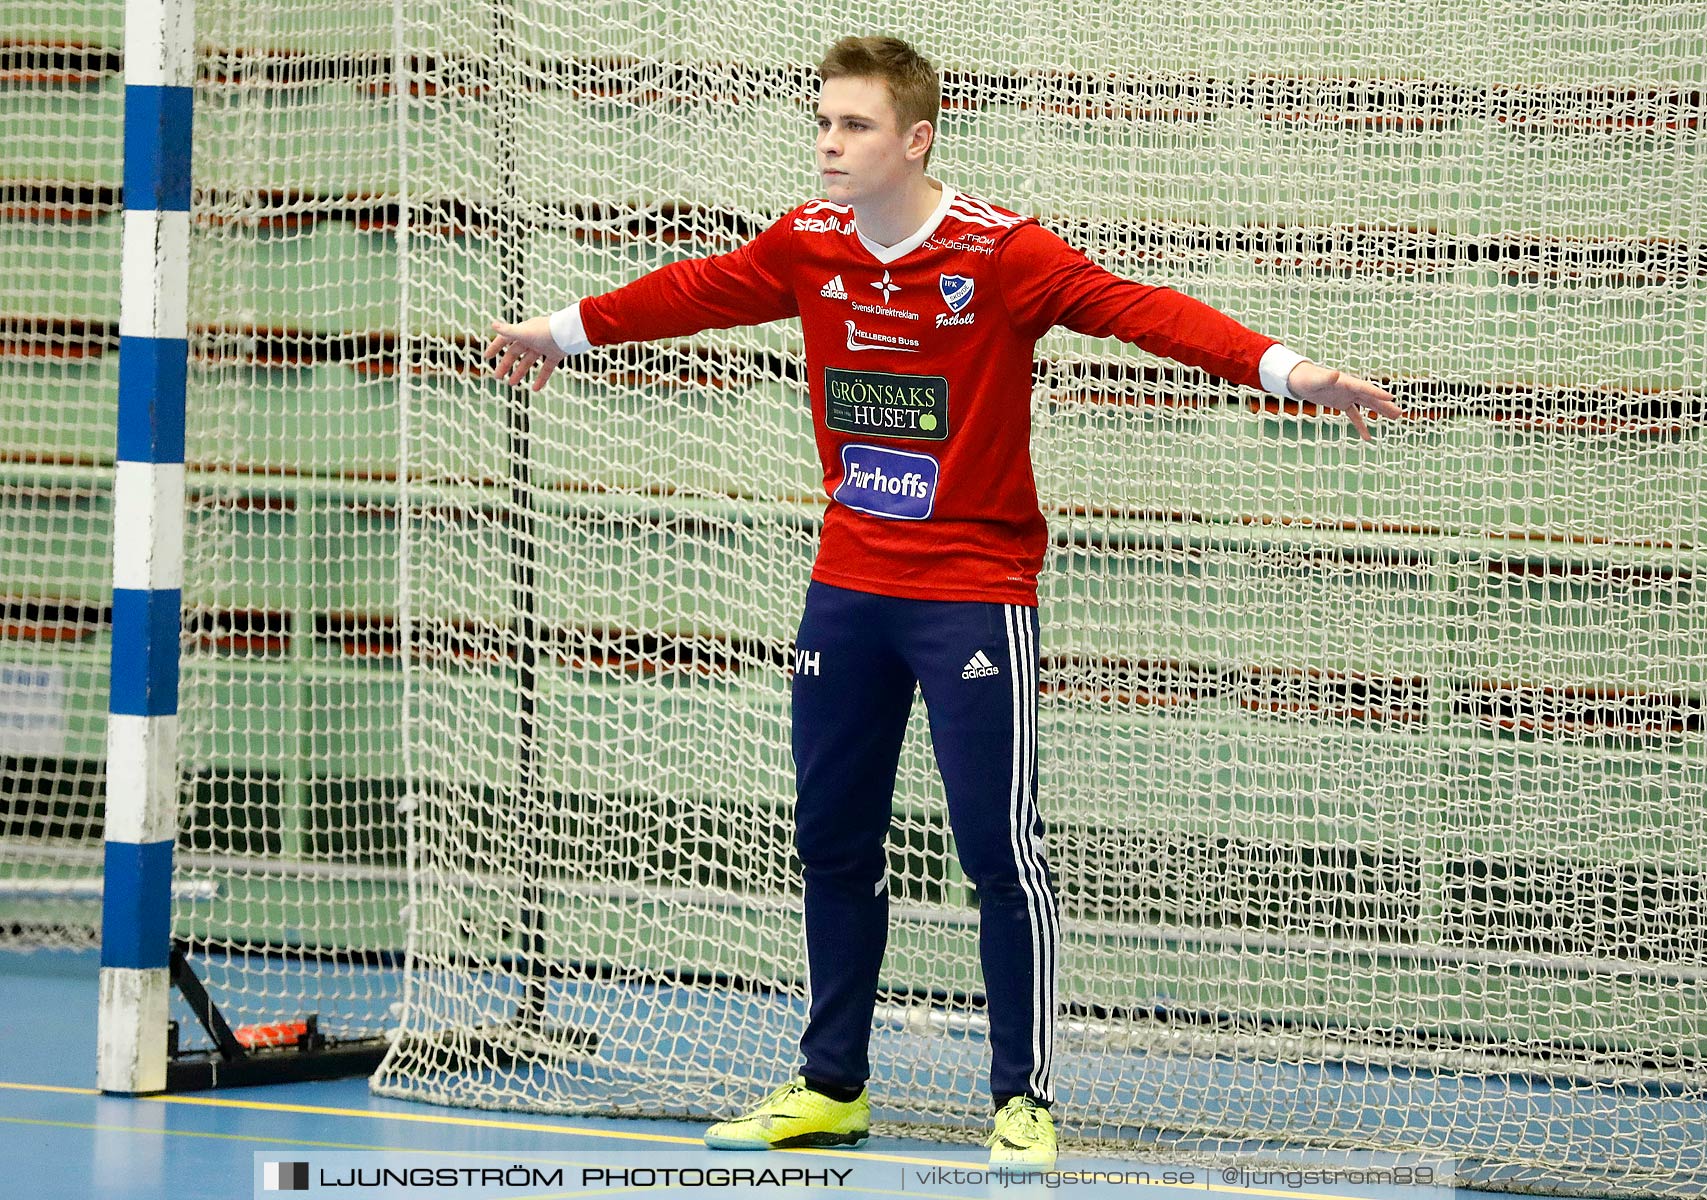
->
xmin=790 ymin=580 xmax=1059 ymax=1105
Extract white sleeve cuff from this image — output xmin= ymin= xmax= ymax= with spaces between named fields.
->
xmin=548 ymin=301 xmax=592 ymax=355
xmin=1258 ymin=343 xmax=1309 ymax=400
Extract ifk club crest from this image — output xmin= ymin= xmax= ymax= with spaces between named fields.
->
xmin=939 ymin=274 xmax=974 ymax=313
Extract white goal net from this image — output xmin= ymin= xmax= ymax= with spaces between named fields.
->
xmin=1 ymin=0 xmax=123 ymax=950
xmin=3 ymin=0 xmax=1705 ymax=1191
xmin=371 ymin=1 xmax=1707 ymax=1190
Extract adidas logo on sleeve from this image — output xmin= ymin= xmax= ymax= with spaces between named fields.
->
xmin=962 ymin=650 xmax=1001 ymax=680
xmin=820 ymin=275 xmax=849 ymax=300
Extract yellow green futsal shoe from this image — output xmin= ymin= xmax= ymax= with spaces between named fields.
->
xmin=703 ymin=1078 xmax=870 ymax=1150
xmin=988 ymin=1096 xmax=1056 ymax=1166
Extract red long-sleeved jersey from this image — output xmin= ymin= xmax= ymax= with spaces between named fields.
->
xmin=575 ymin=186 xmax=1282 ymax=606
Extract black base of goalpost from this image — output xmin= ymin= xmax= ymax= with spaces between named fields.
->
xmin=164 ymin=1029 xmax=391 ymax=1091
xmin=162 ymin=945 xmax=601 ymax=1091
xmin=162 ymin=945 xmax=389 ymax=1091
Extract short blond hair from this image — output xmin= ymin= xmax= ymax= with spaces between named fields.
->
xmin=817 ymin=36 xmax=941 ymax=168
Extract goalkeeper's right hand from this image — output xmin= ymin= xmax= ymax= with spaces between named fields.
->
xmin=485 ymin=318 xmax=565 ymax=392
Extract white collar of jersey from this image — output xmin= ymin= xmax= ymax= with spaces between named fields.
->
xmin=855 ymin=184 xmax=957 ymax=265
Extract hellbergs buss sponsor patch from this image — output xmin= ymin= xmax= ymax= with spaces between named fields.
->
xmin=833 ymin=444 xmax=940 ymax=521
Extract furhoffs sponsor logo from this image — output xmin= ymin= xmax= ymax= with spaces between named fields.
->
xmin=824 ymin=367 xmax=949 ymax=441
xmin=833 ymin=444 xmax=939 ymax=521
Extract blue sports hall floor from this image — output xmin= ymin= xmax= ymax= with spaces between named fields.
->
xmin=0 ymin=949 xmax=1566 ymax=1199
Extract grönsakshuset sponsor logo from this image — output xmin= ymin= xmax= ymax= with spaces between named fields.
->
xmin=823 ymin=367 xmax=949 ymax=441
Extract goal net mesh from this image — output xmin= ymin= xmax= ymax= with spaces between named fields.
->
xmin=1 ymin=0 xmax=123 ymax=950
xmin=372 ymin=2 xmax=1707 ymax=1189
xmin=2 ymin=0 xmax=1705 ymax=1190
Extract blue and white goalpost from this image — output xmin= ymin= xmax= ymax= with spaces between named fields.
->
xmin=97 ymin=0 xmax=193 ymax=1095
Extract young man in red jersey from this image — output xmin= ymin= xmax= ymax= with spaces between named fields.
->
xmin=487 ymin=36 xmax=1402 ymax=1167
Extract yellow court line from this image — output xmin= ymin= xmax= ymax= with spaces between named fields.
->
xmin=150 ymin=1093 xmax=992 ymax=1170
xmin=0 ymin=1112 xmax=985 ymax=1200
xmin=1 ymin=1082 xmax=688 ymax=1147
xmin=0 ymin=1081 xmax=1410 ymax=1200
xmin=0 ymin=1117 xmax=982 ymax=1200
xmin=0 ymin=1114 xmax=409 ymax=1153
xmin=147 ymin=1093 xmax=701 ymax=1147
xmin=0 ymin=1116 xmax=798 ymax=1182
xmin=0 ymin=1081 xmax=945 ymax=1168
xmin=0 ymin=1091 xmax=984 ymax=1200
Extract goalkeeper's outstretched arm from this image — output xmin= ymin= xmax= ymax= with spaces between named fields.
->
xmin=485 ymin=212 xmax=801 ymax=392
xmin=996 ymin=222 xmax=1405 ymax=441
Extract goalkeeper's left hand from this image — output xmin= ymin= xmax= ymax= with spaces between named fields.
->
xmin=1285 ymin=361 xmax=1404 ymax=441
xmin=485 ymin=317 xmax=565 ymax=392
